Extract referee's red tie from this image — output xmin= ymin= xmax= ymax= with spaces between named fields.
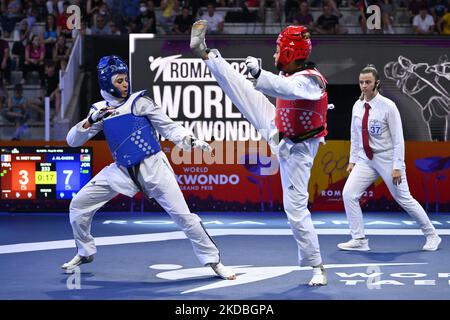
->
xmin=362 ymin=103 xmax=373 ymax=160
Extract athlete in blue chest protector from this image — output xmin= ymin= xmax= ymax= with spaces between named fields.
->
xmin=62 ymin=55 xmax=236 ymax=280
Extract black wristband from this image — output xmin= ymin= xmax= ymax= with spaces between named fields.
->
xmin=190 ymin=137 xmax=197 ymax=147
xmin=87 ymin=114 xmax=95 ymax=125
xmin=254 ymin=69 xmax=261 ymax=79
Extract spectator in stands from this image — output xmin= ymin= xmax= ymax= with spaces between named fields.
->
xmin=159 ymin=0 xmax=180 ymax=34
xmin=315 ymin=3 xmax=348 ymax=34
xmin=324 ymin=0 xmax=343 ymax=18
xmin=380 ymin=0 xmax=397 ymax=34
xmin=16 ymin=17 xmax=32 ymax=41
xmin=46 ymin=0 xmax=65 ymax=16
xmin=259 ymin=0 xmax=282 ymax=23
xmin=97 ymin=2 xmax=112 ymax=24
xmin=132 ymin=1 xmax=157 ymax=33
xmin=34 ymin=0 xmax=49 ymax=21
xmin=2 ymin=84 xmax=29 ymax=140
xmin=199 ymin=3 xmax=224 ymax=34
xmin=27 ymin=60 xmax=60 ymax=121
xmin=180 ymin=0 xmax=201 ymax=19
xmin=0 ymin=30 xmax=11 ymax=85
xmin=437 ymin=10 xmax=450 ymax=34
xmin=286 ymin=0 xmax=298 ymax=22
xmin=173 ymin=7 xmax=195 ymax=34
xmin=44 ymin=14 xmax=59 ymax=60
xmin=86 ymin=0 xmax=102 ymax=21
xmin=11 ymin=20 xmax=31 ymax=70
xmin=284 ymin=0 xmax=299 ymax=22
xmin=408 ymin=0 xmax=428 ymax=23
xmin=91 ymin=14 xmax=113 ymax=35
xmin=287 ymin=1 xmax=314 ymax=30
xmin=23 ymin=35 xmax=45 ymax=84
xmin=413 ymin=6 xmax=435 ymax=34
xmin=43 ymin=60 xmax=60 ymax=119
xmin=56 ymin=1 xmax=73 ymax=38
xmin=0 ymin=0 xmax=23 ymax=38
xmin=71 ymin=0 xmax=88 ymax=18
xmin=244 ymin=0 xmax=264 ymax=22
xmin=23 ymin=5 xmax=39 ymax=32
xmin=430 ymin=0 xmax=449 ymax=23
xmin=109 ymin=21 xmax=122 ymax=35
xmin=53 ymin=35 xmax=70 ymax=71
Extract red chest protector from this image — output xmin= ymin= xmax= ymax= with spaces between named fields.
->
xmin=275 ymin=68 xmax=328 ymax=140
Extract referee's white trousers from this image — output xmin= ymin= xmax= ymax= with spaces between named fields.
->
xmin=205 ymin=50 xmax=322 ymax=267
xmin=69 ymin=152 xmax=220 ymax=266
xmin=342 ymin=152 xmax=436 ymax=239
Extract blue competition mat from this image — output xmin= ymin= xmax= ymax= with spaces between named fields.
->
xmin=0 ymin=212 xmax=449 ymax=300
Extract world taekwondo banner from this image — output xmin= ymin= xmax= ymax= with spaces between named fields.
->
xmin=129 ymin=34 xmax=449 ymax=142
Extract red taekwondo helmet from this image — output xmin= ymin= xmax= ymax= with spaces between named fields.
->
xmin=276 ymin=25 xmax=312 ymax=68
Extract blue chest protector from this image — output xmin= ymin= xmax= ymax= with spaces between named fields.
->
xmin=93 ymin=90 xmax=161 ymax=167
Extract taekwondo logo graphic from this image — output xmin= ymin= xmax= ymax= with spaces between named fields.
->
xmin=384 ymin=55 xmax=450 ymax=141
xmin=149 ymin=262 xmax=433 ymax=294
xmin=149 ymin=55 xmax=182 ymax=82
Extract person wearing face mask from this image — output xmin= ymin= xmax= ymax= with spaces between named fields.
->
xmin=61 ymin=56 xmax=236 ymax=281
xmin=191 ymin=21 xmax=329 ymax=286
xmin=134 ymin=1 xmax=157 ymax=33
xmin=97 ymin=3 xmax=112 ymax=24
xmin=338 ymin=65 xmax=442 ymax=252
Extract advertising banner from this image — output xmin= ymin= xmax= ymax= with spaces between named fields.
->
xmin=0 ymin=140 xmax=448 ymax=212
xmin=130 ymin=35 xmax=449 ymax=141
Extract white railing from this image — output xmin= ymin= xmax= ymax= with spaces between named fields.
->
xmin=45 ymin=97 xmax=50 ymax=141
xmin=59 ymin=35 xmax=83 ymax=120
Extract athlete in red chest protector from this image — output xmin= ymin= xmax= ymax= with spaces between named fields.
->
xmin=273 ymin=28 xmax=328 ymax=142
xmin=191 ymin=21 xmax=329 ymax=286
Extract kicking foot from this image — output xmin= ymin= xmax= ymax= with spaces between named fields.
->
xmin=190 ymin=20 xmax=209 ymax=59
xmin=337 ymin=238 xmax=370 ymax=251
xmin=308 ymin=265 xmax=327 ymax=286
xmin=61 ymin=254 xmax=94 ymax=270
xmin=422 ymin=234 xmax=442 ymax=251
xmin=208 ymin=262 xmax=236 ymax=280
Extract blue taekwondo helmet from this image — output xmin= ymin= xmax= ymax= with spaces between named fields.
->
xmin=97 ymin=55 xmax=130 ymax=98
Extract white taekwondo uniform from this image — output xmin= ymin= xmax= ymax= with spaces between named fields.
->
xmin=204 ymin=50 xmax=326 ymax=267
xmin=66 ymin=90 xmax=221 ymax=265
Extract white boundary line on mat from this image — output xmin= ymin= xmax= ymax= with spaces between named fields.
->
xmin=1 ymin=228 xmax=449 ymax=255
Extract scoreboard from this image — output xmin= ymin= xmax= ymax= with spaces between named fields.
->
xmin=0 ymin=147 xmax=93 ymax=200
